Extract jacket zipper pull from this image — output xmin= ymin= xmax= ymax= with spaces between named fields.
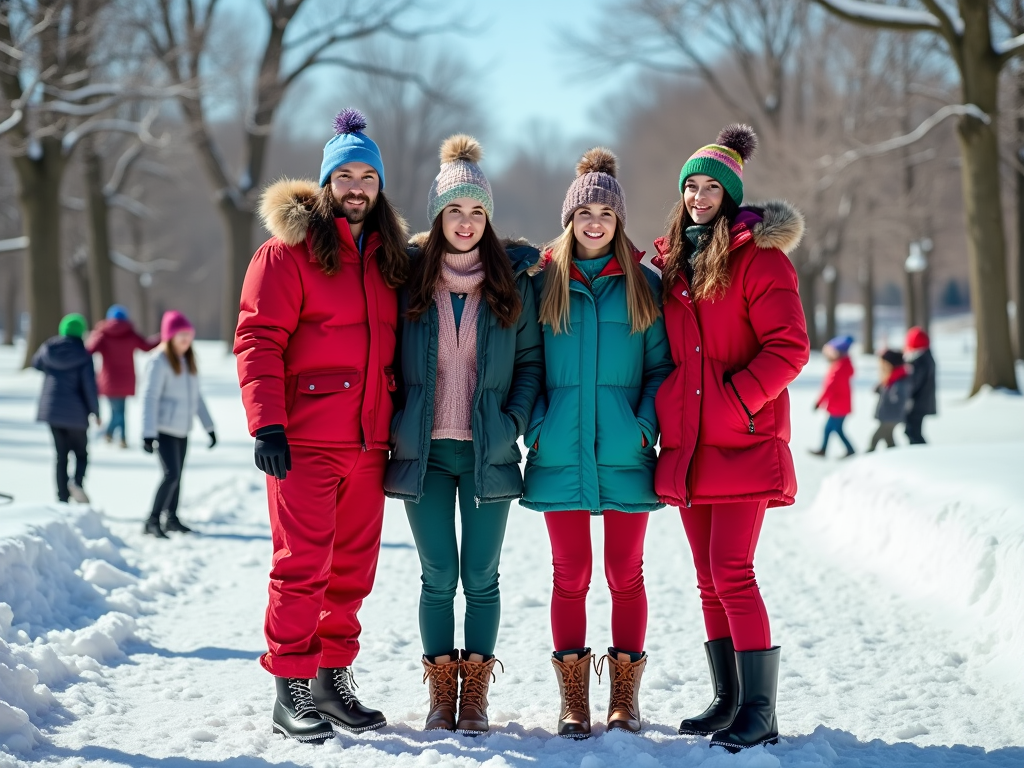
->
xmin=475 ymin=496 xmax=481 ymax=509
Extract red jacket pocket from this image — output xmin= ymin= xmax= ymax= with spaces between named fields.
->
xmin=296 ymin=369 xmax=362 ymax=395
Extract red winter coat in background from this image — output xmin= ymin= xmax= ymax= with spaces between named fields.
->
xmin=234 ymin=179 xmax=398 ymax=450
xmin=86 ymin=319 xmax=158 ymax=397
xmin=652 ymin=201 xmax=810 ymax=509
xmin=816 ymin=355 xmax=854 ymax=417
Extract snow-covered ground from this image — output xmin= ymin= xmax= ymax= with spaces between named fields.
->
xmin=1 ymin=321 xmax=1023 ymax=767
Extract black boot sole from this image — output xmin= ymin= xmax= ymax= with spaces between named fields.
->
xmin=711 ymin=735 xmax=778 ymax=752
xmin=320 ymin=713 xmax=387 ymax=733
xmin=557 ymin=731 xmax=591 ymax=740
xmin=271 ymin=724 xmax=335 ymax=743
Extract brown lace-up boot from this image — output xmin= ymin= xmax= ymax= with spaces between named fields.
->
xmin=551 ymin=648 xmax=593 ymax=739
xmin=456 ymin=651 xmax=502 ymax=734
xmin=421 ymin=655 xmax=460 ymax=731
xmin=597 ymin=648 xmax=647 ymax=733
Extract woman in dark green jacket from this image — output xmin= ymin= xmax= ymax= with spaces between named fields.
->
xmin=384 ymin=136 xmax=543 ymax=735
xmin=523 ymin=148 xmax=672 ymax=739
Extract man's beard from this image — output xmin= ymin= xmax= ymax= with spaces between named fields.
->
xmin=334 ymin=192 xmax=375 ymax=225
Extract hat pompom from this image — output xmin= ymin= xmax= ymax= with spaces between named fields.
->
xmin=440 ymin=134 xmax=483 ymax=165
xmin=716 ymin=124 xmax=757 ymax=162
xmin=576 ymin=147 xmax=617 ymax=178
xmin=333 ymin=108 xmax=367 ymax=135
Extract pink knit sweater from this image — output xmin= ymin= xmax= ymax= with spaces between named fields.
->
xmin=432 ymin=249 xmax=484 ymax=440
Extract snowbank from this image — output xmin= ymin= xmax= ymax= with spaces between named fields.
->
xmin=809 ymin=435 xmax=1024 ymax=682
xmin=0 ymin=506 xmax=140 ymax=756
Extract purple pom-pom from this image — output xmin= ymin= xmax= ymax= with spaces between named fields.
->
xmin=716 ymin=124 xmax=757 ymax=162
xmin=333 ymin=108 xmax=367 ymax=135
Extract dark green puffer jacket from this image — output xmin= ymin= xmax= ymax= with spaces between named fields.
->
xmin=521 ymin=249 xmax=673 ymax=514
xmin=384 ymin=243 xmax=544 ymax=504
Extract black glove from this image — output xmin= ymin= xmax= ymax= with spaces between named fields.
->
xmin=254 ymin=425 xmax=291 ymax=480
xmin=143 ymin=438 xmax=155 ymax=454
xmin=208 ymin=431 xmax=217 ymax=449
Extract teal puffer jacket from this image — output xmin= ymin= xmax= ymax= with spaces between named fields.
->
xmin=384 ymin=244 xmax=544 ymax=504
xmin=522 ymin=250 xmax=673 ymax=514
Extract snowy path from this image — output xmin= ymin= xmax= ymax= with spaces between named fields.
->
xmin=3 ymin=330 xmax=1024 ymax=766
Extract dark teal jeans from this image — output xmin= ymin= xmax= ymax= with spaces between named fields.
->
xmin=404 ymin=439 xmax=511 ymax=657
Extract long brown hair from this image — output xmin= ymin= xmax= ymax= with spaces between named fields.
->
xmin=163 ymin=342 xmax=197 ymax=375
xmin=309 ymin=184 xmax=409 ymax=288
xmin=660 ymin=193 xmax=740 ymax=302
xmin=405 ymin=215 xmax=523 ymax=328
xmin=537 ymin=221 xmax=660 ymax=335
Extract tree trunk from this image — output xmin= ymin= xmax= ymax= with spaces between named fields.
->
xmin=860 ymin=251 xmax=875 ymax=354
xmin=956 ymin=21 xmax=1018 ymax=392
xmin=16 ymin=137 xmax=66 ymax=367
xmin=904 ymin=265 xmax=919 ymax=332
xmin=797 ymin=253 xmax=819 ymax=349
xmin=2 ymin=265 xmax=16 ymax=345
xmin=218 ymin=202 xmax=256 ymax=344
xmin=824 ymin=265 xmax=838 ymax=342
xmin=84 ymin=141 xmax=114 ymax=326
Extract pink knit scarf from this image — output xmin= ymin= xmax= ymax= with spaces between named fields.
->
xmin=432 ymin=249 xmax=484 ymax=440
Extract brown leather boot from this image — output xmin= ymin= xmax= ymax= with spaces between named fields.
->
xmin=551 ymin=649 xmax=592 ymax=739
xmin=421 ymin=655 xmax=459 ymax=731
xmin=597 ymin=649 xmax=647 ymax=733
xmin=456 ymin=651 xmax=502 ymax=734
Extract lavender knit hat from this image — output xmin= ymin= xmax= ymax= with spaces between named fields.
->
xmin=428 ymin=135 xmax=493 ymax=222
xmin=561 ymin=147 xmax=626 ymax=228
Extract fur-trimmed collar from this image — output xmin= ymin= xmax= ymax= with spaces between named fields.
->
xmin=258 ymin=178 xmax=320 ymax=246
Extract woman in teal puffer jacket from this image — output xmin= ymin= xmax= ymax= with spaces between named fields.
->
xmin=523 ymin=148 xmax=672 ymax=739
xmin=384 ymin=136 xmax=543 ymax=735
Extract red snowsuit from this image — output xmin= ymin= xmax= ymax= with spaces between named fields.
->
xmin=86 ymin=319 xmax=157 ymax=397
xmin=235 ymin=179 xmax=398 ymax=677
xmin=652 ymin=201 xmax=809 ymax=650
xmin=816 ymin=355 xmax=854 ymax=417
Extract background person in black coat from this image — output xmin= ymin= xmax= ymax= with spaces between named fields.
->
xmin=32 ymin=313 xmax=100 ymax=503
xmin=904 ymin=327 xmax=937 ymax=445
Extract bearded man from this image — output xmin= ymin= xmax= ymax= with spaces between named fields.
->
xmin=235 ymin=109 xmax=408 ymax=743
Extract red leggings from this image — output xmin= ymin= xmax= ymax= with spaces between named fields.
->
xmin=680 ymin=500 xmax=770 ymax=652
xmin=544 ymin=510 xmax=648 ymax=654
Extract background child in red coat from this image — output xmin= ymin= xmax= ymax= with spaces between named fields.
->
xmin=810 ymin=335 xmax=855 ymax=458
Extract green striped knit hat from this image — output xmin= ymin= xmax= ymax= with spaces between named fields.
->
xmin=679 ymin=124 xmax=758 ymax=205
xmin=428 ymin=135 xmax=493 ymax=223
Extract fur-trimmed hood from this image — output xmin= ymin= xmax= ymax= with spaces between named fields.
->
xmin=653 ymin=199 xmax=805 ymax=263
xmin=258 ymin=178 xmax=320 ymax=246
xmin=734 ymin=200 xmax=805 ymax=254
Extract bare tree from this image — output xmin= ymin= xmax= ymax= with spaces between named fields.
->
xmin=133 ymin=0 xmax=457 ymax=342
xmin=814 ymin=0 xmax=1019 ymax=394
xmin=0 ymin=0 xmax=180 ymax=364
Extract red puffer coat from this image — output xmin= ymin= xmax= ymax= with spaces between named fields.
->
xmin=234 ymin=179 xmax=399 ymax=450
xmin=816 ymin=355 xmax=854 ymax=417
xmin=652 ymin=201 xmax=810 ymax=508
xmin=86 ymin=319 xmax=157 ymax=397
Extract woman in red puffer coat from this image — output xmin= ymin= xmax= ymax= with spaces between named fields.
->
xmin=652 ymin=125 xmax=809 ymax=753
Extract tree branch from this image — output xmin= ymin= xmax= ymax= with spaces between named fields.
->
xmin=811 ymin=0 xmax=942 ymax=33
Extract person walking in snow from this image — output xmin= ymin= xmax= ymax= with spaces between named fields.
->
xmin=385 ymin=136 xmax=543 ymax=734
xmin=867 ymin=349 xmax=909 ymax=452
xmin=521 ymin=148 xmax=673 ymax=739
xmin=87 ymin=304 xmax=158 ymax=448
xmin=234 ymin=109 xmax=409 ymax=744
xmin=140 ymin=311 xmax=216 ymax=537
xmin=32 ymin=313 xmax=100 ymax=504
xmin=651 ymin=125 xmax=810 ymax=752
xmin=810 ymin=335 xmax=855 ymax=458
xmin=903 ymin=326 xmax=936 ymax=444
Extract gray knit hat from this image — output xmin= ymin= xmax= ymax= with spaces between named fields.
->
xmin=560 ymin=147 xmax=626 ymax=228
xmin=428 ymin=135 xmax=493 ymax=222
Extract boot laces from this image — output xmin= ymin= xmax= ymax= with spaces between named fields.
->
xmin=460 ymin=658 xmax=503 ymax=708
xmin=332 ymin=667 xmax=360 ymax=704
xmin=423 ymin=662 xmax=459 ymax=708
xmin=596 ymin=655 xmax=637 ymax=713
xmin=287 ymin=678 xmax=318 ymax=717
xmin=560 ymin=659 xmax=588 ymax=711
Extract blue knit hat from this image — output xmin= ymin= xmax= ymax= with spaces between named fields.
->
xmin=106 ymin=304 xmax=128 ymax=321
xmin=826 ymin=335 xmax=854 ymax=355
xmin=319 ymin=108 xmax=385 ymax=189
